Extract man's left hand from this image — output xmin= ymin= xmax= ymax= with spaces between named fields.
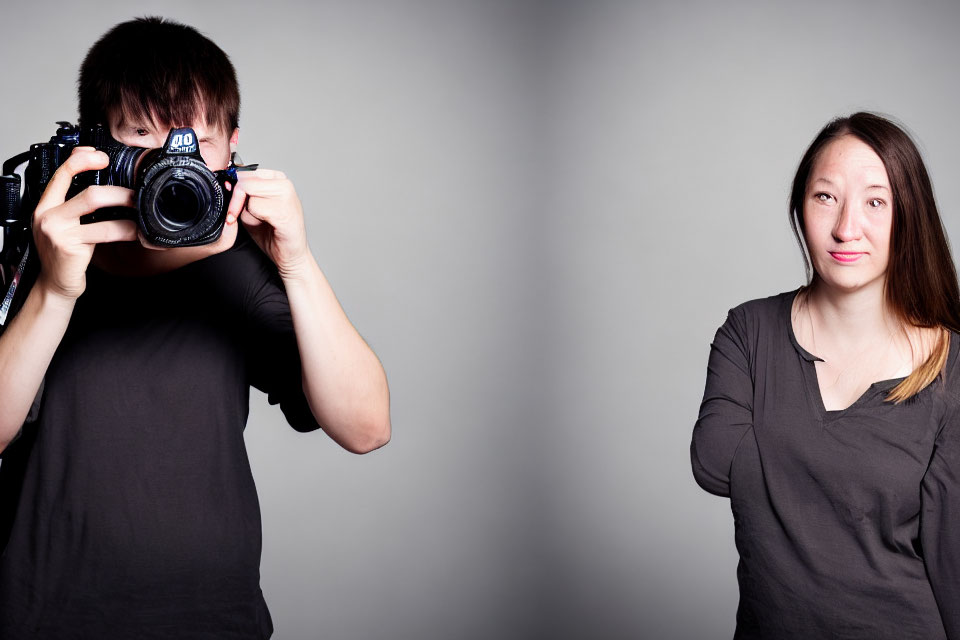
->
xmin=225 ymin=169 xmax=310 ymax=278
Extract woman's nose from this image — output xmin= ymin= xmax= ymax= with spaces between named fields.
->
xmin=832 ymin=201 xmax=862 ymax=242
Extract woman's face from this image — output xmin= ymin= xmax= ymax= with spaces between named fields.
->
xmin=803 ymin=135 xmax=893 ymax=296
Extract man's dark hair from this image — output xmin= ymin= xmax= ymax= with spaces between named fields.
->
xmin=78 ymin=16 xmax=240 ymax=134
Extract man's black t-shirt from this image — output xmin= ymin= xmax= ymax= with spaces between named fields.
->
xmin=0 ymin=229 xmax=321 ymax=639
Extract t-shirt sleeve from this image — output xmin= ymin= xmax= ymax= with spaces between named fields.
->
xmin=242 ymin=250 xmax=323 ymax=434
xmin=691 ymin=306 xmax=755 ymax=498
xmin=921 ymin=402 xmax=960 ymax=639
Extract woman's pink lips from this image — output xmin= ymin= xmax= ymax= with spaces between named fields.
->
xmin=829 ymin=251 xmax=864 ymax=263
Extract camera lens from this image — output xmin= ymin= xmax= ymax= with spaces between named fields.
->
xmin=137 ymin=152 xmax=227 ymax=247
xmin=155 ymin=183 xmax=202 ymax=229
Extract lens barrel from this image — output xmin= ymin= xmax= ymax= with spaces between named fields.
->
xmin=137 ymin=155 xmax=227 ymax=246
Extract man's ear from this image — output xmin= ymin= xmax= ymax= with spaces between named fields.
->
xmin=229 ymin=128 xmax=239 ymax=151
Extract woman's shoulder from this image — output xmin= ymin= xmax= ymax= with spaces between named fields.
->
xmin=723 ymin=288 xmax=800 ymax=329
xmin=708 ymin=289 xmax=801 ymax=358
xmin=929 ymin=329 xmax=960 ymax=436
xmin=941 ymin=328 xmax=960 ymax=392
xmin=918 ymin=328 xmax=960 ymax=418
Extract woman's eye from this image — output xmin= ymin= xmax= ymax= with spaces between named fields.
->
xmin=814 ymin=193 xmax=832 ymax=203
xmin=868 ymin=198 xmax=884 ymax=208
xmin=136 ymin=128 xmax=149 ymax=136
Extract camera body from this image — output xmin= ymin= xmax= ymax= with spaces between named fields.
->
xmin=74 ymin=123 xmax=240 ymax=247
xmin=1 ymin=121 xmax=240 ymax=260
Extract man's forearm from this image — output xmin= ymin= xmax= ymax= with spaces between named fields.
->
xmin=280 ymin=255 xmax=390 ymax=454
xmin=0 ymin=282 xmax=75 ymax=451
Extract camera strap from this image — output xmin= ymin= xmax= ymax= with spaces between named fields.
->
xmin=0 ymin=243 xmax=29 ymax=326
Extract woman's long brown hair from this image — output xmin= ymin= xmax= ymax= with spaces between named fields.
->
xmin=789 ymin=112 xmax=960 ymax=402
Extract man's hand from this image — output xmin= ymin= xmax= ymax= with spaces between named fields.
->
xmin=225 ymin=169 xmax=310 ymax=278
xmin=33 ymin=147 xmax=137 ymax=299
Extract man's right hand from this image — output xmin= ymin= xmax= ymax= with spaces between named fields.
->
xmin=32 ymin=146 xmax=137 ymax=300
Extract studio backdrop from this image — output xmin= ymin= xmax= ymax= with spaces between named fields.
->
xmin=5 ymin=1 xmax=960 ymax=639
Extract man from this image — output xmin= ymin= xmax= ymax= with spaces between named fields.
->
xmin=0 ymin=17 xmax=390 ymax=639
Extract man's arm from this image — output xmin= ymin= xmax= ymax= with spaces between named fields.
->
xmin=0 ymin=285 xmax=74 ymax=450
xmin=225 ymin=170 xmax=391 ymax=454
xmin=0 ymin=148 xmax=137 ymax=453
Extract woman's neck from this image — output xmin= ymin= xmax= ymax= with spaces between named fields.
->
xmin=802 ymin=277 xmax=900 ymax=354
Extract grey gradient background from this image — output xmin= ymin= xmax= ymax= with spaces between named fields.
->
xmin=3 ymin=1 xmax=960 ymax=639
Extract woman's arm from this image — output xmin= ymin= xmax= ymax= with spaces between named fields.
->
xmin=691 ymin=306 xmax=755 ymax=497
xmin=921 ymin=403 xmax=960 ymax=639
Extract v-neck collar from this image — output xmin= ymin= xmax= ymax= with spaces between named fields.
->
xmin=783 ymin=288 xmax=909 ymax=419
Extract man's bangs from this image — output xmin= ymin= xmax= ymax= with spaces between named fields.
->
xmin=115 ymin=85 xmax=228 ymax=134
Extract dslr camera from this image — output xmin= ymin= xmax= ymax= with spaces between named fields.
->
xmin=0 ymin=121 xmax=254 ymax=325
xmin=1 ymin=121 xmax=246 ymax=251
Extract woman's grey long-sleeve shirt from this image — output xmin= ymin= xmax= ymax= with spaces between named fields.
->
xmin=692 ymin=289 xmax=960 ymax=639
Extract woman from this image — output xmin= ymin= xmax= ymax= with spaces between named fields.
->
xmin=691 ymin=112 xmax=960 ymax=639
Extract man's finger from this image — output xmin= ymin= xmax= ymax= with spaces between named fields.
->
xmin=244 ymin=169 xmax=286 ymax=180
xmin=241 ymin=197 xmax=281 ymax=224
xmin=239 ymin=210 xmax=263 ymax=228
xmin=226 ymin=182 xmax=248 ymax=223
xmin=35 ymin=148 xmax=110 ymax=216
xmin=235 ymin=174 xmax=292 ymax=197
xmin=78 ymin=219 xmax=138 ymax=245
xmin=55 ymin=185 xmax=137 ymax=221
